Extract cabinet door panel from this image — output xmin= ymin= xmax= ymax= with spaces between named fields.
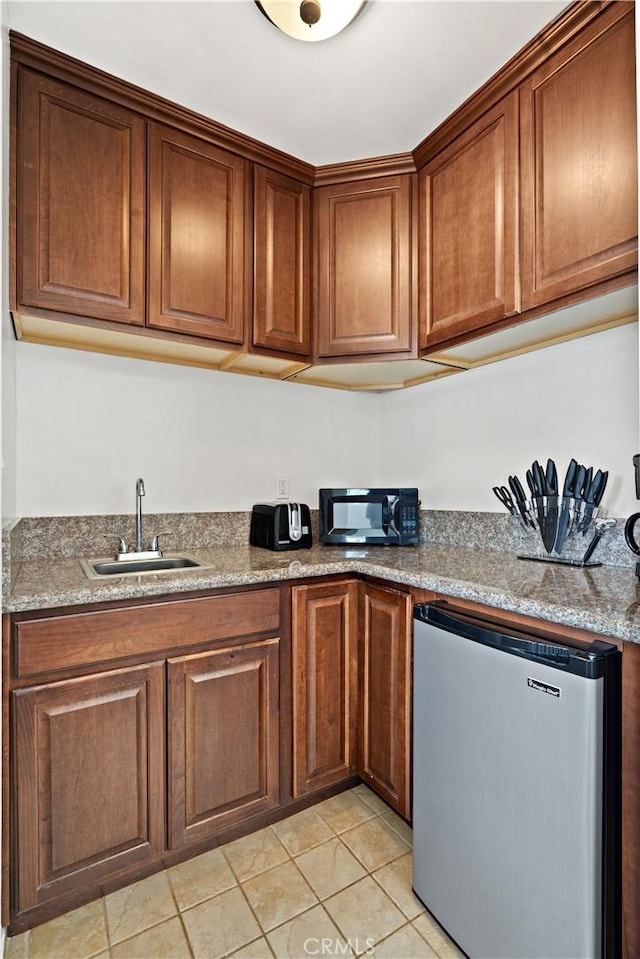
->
xmin=13 ymin=663 xmax=165 ymax=912
xmin=292 ymin=581 xmax=358 ymax=796
xmin=254 ymin=166 xmax=311 ymax=357
xmin=419 ymin=93 xmax=518 ymax=349
xmin=168 ymin=638 xmax=280 ymax=847
xmin=148 ymin=122 xmax=249 ymax=343
xmin=520 ymin=6 xmax=637 ymax=308
xmin=17 ymin=69 xmax=145 ymax=325
xmin=360 ymin=585 xmax=411 ymax=818
xmin=315 ymin=176 xmax=413 ymax=357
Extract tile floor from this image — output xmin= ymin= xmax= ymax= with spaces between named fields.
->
xmin=4 ymin=785 xmax=465 ymax=959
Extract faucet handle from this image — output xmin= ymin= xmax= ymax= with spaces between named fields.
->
xmin=108 ymin=535 xmax=130 ymax=557
xmin=149 ymin=532 xmax=170 ymax=554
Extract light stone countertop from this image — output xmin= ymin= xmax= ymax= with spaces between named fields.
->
xmin=4 ymin=542 xmax=640 ymax=644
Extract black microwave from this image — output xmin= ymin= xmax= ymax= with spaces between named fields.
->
xmin=319 ymin=488 xmax=420 ymax=546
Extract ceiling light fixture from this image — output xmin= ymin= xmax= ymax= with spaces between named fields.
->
xmin=256 ymin=1 xmax=367 ymax=43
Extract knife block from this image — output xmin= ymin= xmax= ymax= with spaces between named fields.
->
xmin=515 ymin=495 xmax=611 ymax=568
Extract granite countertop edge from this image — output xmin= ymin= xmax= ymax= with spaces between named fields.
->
xmin=4 ymin=545 xmax=640 ymax=644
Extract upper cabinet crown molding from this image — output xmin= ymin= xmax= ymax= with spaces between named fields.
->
xmin=9 ymin=31 xmax=316 ymax=186
xmin=314 ymin=153 xmax=417 ymax=187
xmin=412 ymin=0 xmax=628 ymax=170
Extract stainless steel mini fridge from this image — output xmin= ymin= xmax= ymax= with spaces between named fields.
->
xmin=412 ymin=602 xmax=620 ymax=959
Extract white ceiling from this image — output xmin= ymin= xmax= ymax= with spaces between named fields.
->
xmin=6 ymin=0 xmax=568 ymax=165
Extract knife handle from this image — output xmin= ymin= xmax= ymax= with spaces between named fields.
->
xmin=545 ymin=459 xmax=558 ymax=495
xmin=593 ymin=470 xmax=608 ymax=506
xmin=532 ymin=461 xmax=546 ymax=496
xmin=526 ymin=469 xmax=536 ymax=498
xmin=562 ymin=458 xmax=578 ymax=497
xmin=508 ymin=475 xmax=526 ymax=504
xmin=574 ymin=465 xmax=587 ymax=500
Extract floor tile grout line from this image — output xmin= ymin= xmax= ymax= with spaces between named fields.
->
xmin=164 ymin=866 xmax=196 ymax=959
xmin=355 ymin=918 xmax=416 ymax=958
xmin=100 ymin=895 xmax=112 ymax=957
xmin=219 ymin=824 xmax=292 ymax=885
xmin=236 ymin=859 xmax=298 ymax=946
xmin=368 ymin=866 xmax=427 ymax=926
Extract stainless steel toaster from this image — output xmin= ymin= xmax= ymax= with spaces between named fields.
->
xmin=249 ymin=502 xmax=313 ymax=551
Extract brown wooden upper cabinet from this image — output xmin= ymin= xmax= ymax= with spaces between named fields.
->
xmin=147 ymin=122 xmax=250 ymax=344
xmin=253 ymin=165 xmax=311 ymax=357
xmin=15 ymin=69 xmax=146 ymax=326
xmin=418 ymin=93 xmax=519 ymax=350
xmin=315 ymin=175 xmax=414 ymax=358
xmin=519 ymin=4 xmax=637 ymax=311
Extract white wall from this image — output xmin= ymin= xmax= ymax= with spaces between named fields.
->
xmin=16 ymin=342 xmax=381 ymax=515
xmin=16 ymin=323 xmax=639 ymax=519
xmin=379 ymin=323 xmax=640 ymax=516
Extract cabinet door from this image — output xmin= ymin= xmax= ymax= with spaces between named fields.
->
xmin=520 ymin=5 xmax=637 ymax=310
xmin=148 ymin=122 xmax=250 ymax=344
xmin=13 ymin=663 xmax=165 ymax=912
xmin=315 ymin=176 xmax=413 ymax=357
xmin=16 ymin=68 xmax=145 ymax=325
xmin=253 ymin=165 xmax=311 ymax=357
xmin=419 ymin=93 xmax=519 ymax=350
xmin=168 ymin=638 xmax=280 ymax=848
xmin=291 ymin=581 xmax=358 ymax=796
xmin=359 ymin=584 xmax=411 ymax=819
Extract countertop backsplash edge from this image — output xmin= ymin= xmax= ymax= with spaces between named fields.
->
xmin=5 ymin=509 xmax=635 ymax=568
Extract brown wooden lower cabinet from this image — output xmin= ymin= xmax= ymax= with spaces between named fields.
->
xmin=291 ymin=580 xmax=358 ymax=796
xmin=6 ymin=579 xmax=639 ymax=957
xmin=168 ymin=638 xmax=280 ymax=848
xmin=5 ymin=588 xmax=285 ymax=934
xmin=13 ymin=662 xmax=166 ymax=913
xmin=359 ymin=583 xmax=412 ymax=819
xmin=291 ymin=578 xmax=413 ymax=818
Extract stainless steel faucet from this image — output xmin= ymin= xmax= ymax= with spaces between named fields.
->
xmin=114 ymin=478 xmax=166 ymax=561
xmin=135 ymin=477 xmax=145 ymax=552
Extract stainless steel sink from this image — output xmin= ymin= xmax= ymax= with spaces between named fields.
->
xmin=81 ymin=554 xmax=207 ymax=579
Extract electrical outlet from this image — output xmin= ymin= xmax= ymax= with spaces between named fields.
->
xmin=277 ymin=474 xmax=289 ymax=499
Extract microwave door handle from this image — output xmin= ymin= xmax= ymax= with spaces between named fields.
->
xmin=381 ymin=501 xmax=389 ymax=533
xmin=390 ymin=498 xmax=401 ymax=534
